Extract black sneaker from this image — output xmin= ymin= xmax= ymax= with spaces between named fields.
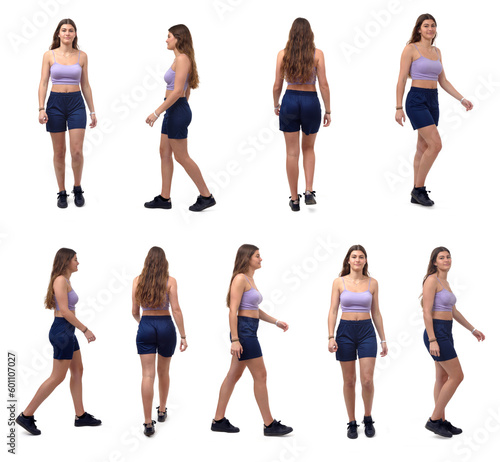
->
xmin=425 ymin=418 xmax=453 ymax=437
xmin=16 ymin=413 xmax=41 ymax=436
xmin=157 ymin=406 xmax=167 ymax=423
xmin=411 ymin=186 xmax=434 ymax=206
xmin=211 ymin=417 xmax=240 ymax=433
xmin=57 ymin=190 xmax=69 ymax=208
xmin=74 ymin=412 xmax=102 ymax=427
xmin=363 ymin=416 xmax=375 ymax=437
xmin=347 ymin=420 xmax=359 ymax=439
xmin=144 ymin=420 xmax=156 ymax=437
xmin=72 ymin=185 xmax=85 ymax=207
xmin=263 ymin=419 xmax=293 ymax=437
xmin=189 ymin=194 xmax=216 ymax=212
xmin=289 ymin=195 xmax=301 ymax=212
xmin=304 ymin=190 xmax=317 ymax=205
xmin=442 ymin=419 xmax=462 ymax=435
xmin=144 ymin=195 xmax=172 ymax=209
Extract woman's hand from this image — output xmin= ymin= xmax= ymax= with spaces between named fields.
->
xmin=323 ymin=113 xmax=331 ymax=127
xmin=274 ymin=104 xmax=280 ymax=116
xmin=146 ymin=112 xmax=159 ymax=127
xmin=180 ymin=338 xmax=188 ymax=352
xmin=395 ymin=109 xmax=406 ymax=126
xmin=84 ymin=329 xmax=96 ymax=343
xmin=39 ymin=110 xmax=48 ymax=124
xmin=380 ymin=341 xmax=388 ymax=357
xmin=89 ymin=113 xmax=97 ymax=128
xmin=231 ymin=340 xmax=243 ymax=359
xmin=461 ymin=98 xmax=473 ymax=111
xmin=328 ymin=338 xmax=338 ymax=353
xmin=276 ymin=320 xmax=289 ymax=332
xmin=429 ymin=340 xmax=440 ymax=357
xmin=472 ymin=329 xmax=485 ymax=342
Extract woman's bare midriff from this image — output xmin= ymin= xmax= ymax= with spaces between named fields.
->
xmin=238 ymin=309 xmax=259 ymax=319
xmin=165 ymin=89 xmax=188 ymax=98
xmin=51 ymin=84 xmax=81 ymax=93
xmin=341 ymin=312 xmax=371 ymax=321
xmin=142 ymin=310 xmax=171 ymax=316
xmin=411 ymin=79 xmax=438 ymax=89
xmin=432 ymin=311 xmax=453 ymax=321
xmin=286 ymin=84 xmax=316 ymax=92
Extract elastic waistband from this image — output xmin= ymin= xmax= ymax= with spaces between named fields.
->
xmin=50 ymin=91 xmax=82 ymax=96
xmin=238 ymin=315 xmax=259 ymax=323
xmin=140 ymin=315 xmax=172 ymax=320
xmin=432 ymin=319 xmax=453 ymax=324
xmin=285 ymin=90 xmax=318 ymax=96
xmin=53 ymin=316 xmax=73 ymax=324
xmin=339 ymin=318 xmax=372 ymax=324
xmin=409 ymin=87 xmax=438 ymax=93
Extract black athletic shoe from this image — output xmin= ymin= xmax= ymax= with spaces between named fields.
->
xmin=411 ymin=186 xmax=434 ymax=206
xmin=211 ymin=417 xmax=240 ymax=433
xmin=189 ymin=194 xmax=216 ymax=212
xmin=143 ymin=420 xmax=156 ymax=437
xmin=304 ymin=190 xmax=317 ymax=205
xmin=347 ymin=420 xmax=359 ymax=439
xmin=72 ymin=185 xmax=85 ymax=207
xmin=144 ymin=195 xmax=172 ymax=209
xmin=425 ymin=418 xmax=453 ymax=437
xmin=264 ymin=419 xmax=293 ymax=437
xmin=442 ymin=419 xmax=462 ymax=435
xmin=289 ymin=195 xmax=301 ymax=212
xmin=74 ymin=412 xmax=102 ymax=427
xmin=363 ymin=416 xmax=375 ymax=437
xmin=16 ymin=413 xmax=41 ymax=436
xmin=157 ymin=406 xmax=167 ymax=423
xmin=57 ymin=190 xmax=69 ymax=208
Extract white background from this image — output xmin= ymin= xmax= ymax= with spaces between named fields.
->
xmin=1 ymin=0 xmax=499 ymax=461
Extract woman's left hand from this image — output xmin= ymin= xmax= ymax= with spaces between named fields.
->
xmin=274 ymin=104 xmax=280 ymax=116
xmin=276 ymin=320 xmax=289 ymax=332
xmin=180 ymin=338 xmax=188 ymax=351
xmin=472 ymin=329 xmax=485 ymax=341
xmin=461 ymin=99 xmax=473 ymax=111
xmin=380 ymin=341 xmax=388 ymax=357
xmin=323 ymin=113 xmax=331 ymax=127
xmin=146 ymin=113 xmax=159 ymax=127
xmin=89 ymin=113 xmax=97 ymax=128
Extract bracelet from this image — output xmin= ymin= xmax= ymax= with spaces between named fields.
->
xmin=153 ymin=111 xmax=159 ymax=118
xmin=181 ymin=336 xmax=186 ymax=339
xmin=380 ymin=340 xmax=387 ymax=343
xmin=460 ymin=97 xmax=465 ymax=103
xmin=82 ymin=327 xmax=88 ymax=333
xmin=328 ymin=335 xmax=335 ymax=340
xmin=395 ymin=106 xmax=403 ymax=110
xmin=39 ymin=107 xmax=45 ymax=111
xmin=429 ymin=338 xmax=437 ymax=343
xmin=325 ymin=111 xmax=331 ymax=114
xmin=471 ymin=328 xmax=476 ymax=334
xmin=231 ymin=338 xmax=239 ymax=343
xmin=274 ymin=105 xmax=280 ymax=110
xmin=275 ymin=320 xmax=279 ymax=326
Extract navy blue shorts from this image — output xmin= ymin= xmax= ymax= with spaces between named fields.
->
xmin=161 ymin=97 xmax=192 ymax=139
xmin=279 ymin=90 xmax=321 ymax=135
xmin=46 ymin=91 xmax=87 ymax=132
xmin=136 ymin=315 xmax=177 ymax=357
xmin=230 ymin=316 xmax=262 ymax=361
xmin=423 ymin=319 xmax=457 ymax=362
xmin=335 ymin=319 xmax=377 ymax=362
xmin=49 ymin=317 xmax=80 ymax=360
xmin=405 ymin=87 xmax=439 ymax=130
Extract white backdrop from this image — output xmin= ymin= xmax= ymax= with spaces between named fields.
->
xmin=1 ymin=0 xmax=499 ymax=461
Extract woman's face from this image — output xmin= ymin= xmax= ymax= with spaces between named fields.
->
xmin=59 ymin=24 xmax=76 ymax=45
xmin=419 ymin=19 xmax=437 ymax=40
xmin=68 ymin=254 xmax=79 ymax=273
xmin=434 ymin=251 xmax=451 ymax=272
xmin=349 ymin=251 xmax=366 ymax=271
xmin=166 ymin=32 xmax=177 ymax=50
xmin=249 ymin=250 xmax=262 ymax=270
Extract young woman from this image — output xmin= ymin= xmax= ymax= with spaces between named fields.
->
xmin=38 ymin=19 xmax=96 ymax=208
xmin=328 ymin=245 xmax=388 ymax=439
xmin=422 ymin=247 xmax=485 ymax=437
xmin=395 ymin=14 xmax=473 ymax=206
xmin=212 ymin=245 xmax=293 ymax=436
xmin=16 ymin=248 xmax=100 ymax=435
xmin=144 ymin=24 xmax=215 ymax=212
xmin=273 ymin=17 xmax=331 ymax=211
xmin=132 ymin=247 xmax=187 ymax=436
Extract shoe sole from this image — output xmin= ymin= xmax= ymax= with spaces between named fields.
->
xmin=365 ymin=431 xmax=375 ymax=437
xmin=189 ymin=201 xmax=216 ymax=212
xmin=264 ymin=428 xmax=293 ymax=437
xmin=144 ymin=204 xmax=172 ymax=209
xmin=75 ymin=423 xmax=102 ymax=427
xmin=425 ymin=423 xmax=452 ymax=438
xmin=15 ymin=417 xmax=41 ymax=436
xmin=411 ymin=195 xmax=434 ymax=206
xmin=57 ymin=203 xmax=68 ymax=209
xmin=347 ymin=433 xmax=358 ymax=439
xmin=211 ymin=426 xmax=240 ymax=433
xmin=74 ymin=202 xmax=85 ymax=207
xmin=305 ymin=198 xmax=317 ymax=205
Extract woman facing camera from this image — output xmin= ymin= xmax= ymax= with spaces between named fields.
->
xmin=132 ymin=247 xmax=187 ymax=436
xmin=273 ymin=17 xmax=331 ymax=211
xmin=395 ymin=14 xmax=473 ymax=206
xmin=144 ymin=24 xmax=215 ymax=212
xmin=38 ymin=19 xmax=97 ymax=208
xmin=16 ymin=248 xmax=100 ymax=435
xmin=212 ymin=245 xmax=292 ymax=436
xmin=421 ymin=247 xmax=485 ymax=437
xmin=328 ymin=245 xmax=387 ymax=439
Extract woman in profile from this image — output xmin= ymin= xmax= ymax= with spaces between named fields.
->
xmin=273 ymin=17 xmax=331 ymax=211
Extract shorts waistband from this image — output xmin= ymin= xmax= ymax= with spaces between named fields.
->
xmin=432 ymin=319 xmax=453 ymax=325
xmin=50 ymin=91 xmax=82 ymax=96
xmin=53 ymin=316 xmax=73 ymax=324
xmin=238 ymin=315 xmax=259 ymax=323
xmin=140 ymin=315 xmax=172 ymax=320
xmin=409 ymin=87 xmax=438 ymax=93
xmin=285 ymin=89 xmax=318 ymax=96
xmin=339 ymin=318 xmax=373 ymax=324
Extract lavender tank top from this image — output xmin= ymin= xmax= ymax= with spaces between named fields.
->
xmin=433 ymin=277 xmax=456 ymax=312
xmin=340 ymin=277 xmax=372 ymax=313
xmin=286 ymin=49 xmax=317 ymax=85
xmin=238 ymin=275 xmax=263 ymax=311
xmin=50 ymin=50 xmax=82 ymax=85
xmin=410 ymin=44 xmax=442 ymax=81
xmin=55 ymin=285 xmax=78 ymax=311
xmin=164 ymin=66 xmax=189 ymax=91
xmin=142 ymin=277 xmax=170 ymax=311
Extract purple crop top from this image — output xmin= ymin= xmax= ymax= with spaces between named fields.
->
xmin=432 ymin=278 xmax=456 ymax=312
xmin=50 ymin=50 xmax=82 ymax=85
xmin=286 ymin=50 xmax=317 ymax=85
xmin=55 ymin=282 xmax=78 ymax=311
xmin=410 ymin=44 xmax=442 ymax=81
xmin=238 ymin=275 xmax=263 ymax=311
xmin=142 ymin=278 xmax=170 ymax=311
xmin=340 ymin=277 xmax=372 ymax=313
xmin=164 ymin=65 xmax=189 ymax=91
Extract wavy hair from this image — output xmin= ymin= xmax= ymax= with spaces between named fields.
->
xmin=407 ymin=13 xmax=437 ymax=45
xmin=226 ymin=244 xmax=259 ymax=307
xmin=339 ymin=245 xmax=369 ymax=277
xmin=169 ymin=24 xmax=199 ymax=89
xmin=50 ymin=18 xmax=79 ymax=50
xmin=422 ymin=246 xmax=451 ymax=285
xmin=282 ymin=18 xmax=316 ymax=84
xmin=136 ymin=247 xmax=170 ymax=309
xmin=45 ymin=248 xmax=76 ymax=309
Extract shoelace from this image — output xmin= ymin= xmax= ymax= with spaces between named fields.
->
xmin=289 ymin=194 xmax=302 ymax=203
xmin=57 ymin=191 xmax=69 ymax=198
xmin=347 ymin=422 xmax=359 ymax=428
xmin=305 ymin=190 xmax=316 ymax=196
xmin=73 ymin=189 xmax=84 ymax=195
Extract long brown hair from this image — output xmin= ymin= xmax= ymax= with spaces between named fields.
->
xmin=282 ymin=18 xmax=316 ymax=84
xmin=45 ymin=248 xmax=76 ymax=309
xmin=226 ymin=244 xmax=259 ymax=307
xmin=169 ymin=24 xmax=199 ymax=89
xmin=339 ymin=245 xmax=369 ymax=277
xmin=136 ymin=247 xmax=170 ymax=309
xmin=50 ymin=19 xmax=79 ymax=50
xmin=422 ymin=246 xmax=450 ymax=285
xmin=407 ymin=14 xmax=437 ymax=45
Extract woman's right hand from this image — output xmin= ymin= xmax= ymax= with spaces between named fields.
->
xmin=84 ymin=329 xmax=96 ymax=343
xmin=429 ymin=340 xmax=440 ymax=357
xmin=231 ymin=340 xmax=243 ymax=359
xmin=39 ymin=110 xmax=48 ymax=124
xmin=274 ymin=104 xmax=280 ymax=116
xmin=323 ymin=113 xmax=331 ymax=127
xmin=395 ymin=109 xmax=406 ymax=126
xmin=328 ymin=338 xmax=338 ymax=353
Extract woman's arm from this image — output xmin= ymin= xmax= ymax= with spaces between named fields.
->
xmin=452 ymin=306 xmax=485 ymax=341
xmin=395 ymin=45 xmax=413 ymax=126
xmin=258 ymin=309 xmax=288 ymax=331
xmin=38 ymin=51 xmax=51 ymax=125
xmin=273 ymin=50 xmax=284 ymax=114
xmin=228 ymin=275 xmax=246 ymax=359
xmin=370 ymin=279 xmax=388 ymax=357
xmin=53 ymin=276 xmax=95 ymax=343
xmin=131 ymin=276 xmax=141 ymax=323
xmin=79 ymin=51 xmax=97 ymax=128
xmin=422 ymin=276 xmax=439 ymax=356
xmin=437 ymin=49 xmax=473 ymax=110
xmin=315 ymin=49 xmax=331 ymax=127
xmin=168 ymin=277 xmax=187 ymax=351
xmin=328 ymin=279 xmax=341 ymax=352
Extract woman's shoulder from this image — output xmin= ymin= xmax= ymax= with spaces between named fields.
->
xmin=53 ymin=275 xmax=68 ymax=288
xmin=315 ymin=48 xmax=324 ymax=57
xmin=368 ymin=276 xmax=378 ymax=287
xmin=423 ymin=274 xmax=438 ymax=288
xmin=167 ymin=275 xmax=177 ymax=287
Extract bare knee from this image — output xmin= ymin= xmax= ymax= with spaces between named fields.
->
xmin=226 ymin=368 xmax=244 ymax=385
xmin=160 ymin=147 xmax=172 ymax=161
xmin=70 ymin=148 xmax=83 ymax=161
xmin=427 ymin=139 xmax=442 ymax=154
xmin=71 ymin=365 xmax=83 ymax=381
xmin=343 ymin=376 xmax=356 ymax=389
xmin=361 ymin=376 xmax=373 ymax=390
xmin=253 ymin=369 xmax=267 ymax=384
xmin=454 ymin=371 xmax=464 ymax=384
xmin=54 ymin=150 xmax=66 ymax=162
xmin=173 ymin=152 xmax=189 ymax=166
xmin=302 ymin=147 xmax=315 ymax=157
xmin=286 ymin=150 xmax=300 ymax=159
xmin=51 ymin=370 xmax=68 ymax=386
xmin=142 ymin=371 xmax=155 ymax=381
